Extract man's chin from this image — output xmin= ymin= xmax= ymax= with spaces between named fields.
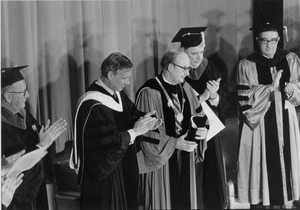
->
xmin=191 ymin=62 xmax=201 ymax=69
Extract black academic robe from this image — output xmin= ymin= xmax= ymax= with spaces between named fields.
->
xmin=1 ymin=108 xmax=44 ymax=210
xmin=75 ymin=82 xmax=143 ymax=210
xmin=185 ymin=58 xmax=228 ymax=209
xmin=2 ymin=204 xmax=7 ymax=210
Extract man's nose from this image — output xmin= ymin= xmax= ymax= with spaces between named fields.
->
xmin=198 ymin=53 xmax=203 ymax=59
xmin=25 ymin=91 xmax=30 ymax=98
xmin=185 ymin=70 xmax=190 ymax=76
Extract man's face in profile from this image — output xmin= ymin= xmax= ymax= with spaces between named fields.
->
xmin=185 ymin=43 xmax=205 ymax=69
xmin=109 ymin=68 xmax=132 ymax=91
xmin=4 ymin=80 xmax=29 ymax=113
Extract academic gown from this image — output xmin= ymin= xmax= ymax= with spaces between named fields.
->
xmin=185 ymin=58 xmax=228 ymax=209
xmin=1 ymin=107 xmax=44 ymax=210
xmin=74 ymin=81 xmax=143 ymax=210
xmin=237 ymin=49 xmax=300 ymax=206
xmin=135 ymin=74 xmax=206 ymax=210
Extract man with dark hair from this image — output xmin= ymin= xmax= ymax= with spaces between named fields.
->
xmin=237 ymin=22 xmax=300 ymax=208
xmin=136 ymin=50 xmax=208 ymax=209
xmin=1 ymin=65 xmax=67 ymax=210
xmin=70 ymin=52 xmax=160 ymax=210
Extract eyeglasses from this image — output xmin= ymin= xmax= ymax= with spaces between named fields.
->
xmin=258 ymin=37 xmax=279 ymax=45
xmin=172 ymin=63 xmax=191 ymax=72
xmin=6 ymin=85 xmax=28 ymax=96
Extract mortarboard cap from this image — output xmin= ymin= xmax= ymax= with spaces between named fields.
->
xmin=1 ymin=65 xmax=28 ymax=88
xmin=249 ymin=22 xmax=285 ymax=35
xmin=172 ymin=27 xmax=207 ymax=48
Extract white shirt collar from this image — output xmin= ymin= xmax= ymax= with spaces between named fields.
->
xmin=96 ymin=78 xmax=115 ymax=95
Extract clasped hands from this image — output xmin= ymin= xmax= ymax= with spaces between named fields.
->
xmin=271 ymin=69 xmax=297 ymax=99
xmin=133 ymin=111 xmax=162 ymax=136
xmin=201 ymin=78 xmax=221 ymax=102
xmin=284 ymin=80 xmax=298 ymax=99
xmin=176 ymin=127 xmax=208 ymax=152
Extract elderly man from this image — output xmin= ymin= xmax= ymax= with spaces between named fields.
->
xmin=70 ymin=52 xmax=160 ymax=210
xmin=171 ymin=27 xmax=227 ymax=209
xmin=237 ymin=22 xmax=300 ymax=209
xmin=135 ymin=50 xmax=208 ymax=210
xmin=1 ymin=65 xmax=67 ymax=210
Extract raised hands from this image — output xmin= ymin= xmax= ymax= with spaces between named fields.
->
xmin=143 ymin=110 xmax=163 ymax=131
xmin=271 ymin=69 xmax=283 ymax=91
xmin=133 ymin=111 xmax=160 ymax=136
xmin=206 ymin=78 xmax=221 ymax=100
xmin=199 ymin=78 xmax=221 ymax=102
xmin=284 ymin=80 xmax=298 ymax=98
xmin=38 ymin=118 xmax=67 ymax=149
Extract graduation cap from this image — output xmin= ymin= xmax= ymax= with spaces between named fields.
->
xmin=250 ymin=22 xmax=288 ymax=42
xmin=250 ymin=22 xmax=286 ymax=34
xmin=1 ymin=65 xmax=28 ymax=88
xmin=172 ymin=27 xmax=207 ymax=48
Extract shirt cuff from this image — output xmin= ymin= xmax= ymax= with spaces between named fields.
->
xmin=127 ymin=129 xmax=137 ymax=145
xmin=209 ymin=94 xmax=219 ymax=106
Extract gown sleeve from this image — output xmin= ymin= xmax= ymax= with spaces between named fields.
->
xmin=135 ymin=87 xmax=178 ymax=173
xmin=286 ymin=52 xmax=300 ymax=107
xmin=237 ymin=59 xmax=273 ymax=130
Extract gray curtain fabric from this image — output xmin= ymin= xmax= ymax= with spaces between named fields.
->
xmin=1 ymin=0 xmax=299 ymax=152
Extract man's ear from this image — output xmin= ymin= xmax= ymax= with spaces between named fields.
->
xmin=3 ymin=92 xmax=11 ymax=103
xmin=256 ymin=37 xmax=260 ymax=44
xmin=167 ymin=63 xmax=172 ymax=72
xmin=107 ymin=71 xmax=113 ymax=80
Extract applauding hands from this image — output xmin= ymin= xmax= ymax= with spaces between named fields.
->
xmin=38 ymin=118 xmax=67 ymax=149
xmin=133 ymin=111 xmax=162 ymax=136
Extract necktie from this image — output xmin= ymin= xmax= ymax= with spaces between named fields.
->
xmin=173 ymin=93 xmax=182 ymax=136
xmin=113 ymin=92 xmax=119 ymax=103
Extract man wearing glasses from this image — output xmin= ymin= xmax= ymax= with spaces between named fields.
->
xmin=1 ymin=65 xmax=67 ymax=210
xmin=171 ymin=27 xmax=228 ymax=209
xmin=237 ymin=22 xmax=300 ymax=209
xmin=135 ymin=50 xmax=208 ymax=209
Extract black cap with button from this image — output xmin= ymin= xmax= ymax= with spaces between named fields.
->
xmin=1 ymin=65 xmax=28 ymax=88
xmin=171 ymin=27 xmax=207 ymax=48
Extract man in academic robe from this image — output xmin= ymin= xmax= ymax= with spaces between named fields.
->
xmin=69 ymin=52 xmax=160 ymax=210
xmin=236 ymin=22 xmax=300 ymax=208
xmin=172 ymin=27 xmax=228 ymax=209
xmin=1 ymin=65 xmax=67 ymax=210
xmin=135 ymin=50 xmax=208 ymax=210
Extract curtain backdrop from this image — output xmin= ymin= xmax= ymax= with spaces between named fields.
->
xmin=2 ymin=0 xmax=300 ymax=152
